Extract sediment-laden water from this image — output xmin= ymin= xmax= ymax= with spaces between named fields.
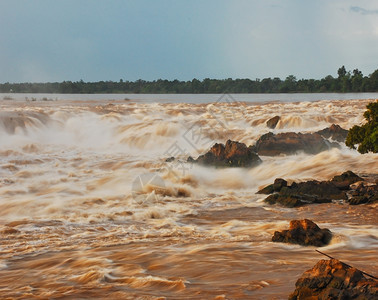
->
xmin=0 ymin=97 xmax=377 ymax=299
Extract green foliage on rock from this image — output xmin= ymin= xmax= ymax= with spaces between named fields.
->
xmin=346 ymin=101 xmax=378 ymax=153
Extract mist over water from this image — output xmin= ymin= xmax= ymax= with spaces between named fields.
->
xmin=0 ymin=97 xmax=377 ymax=299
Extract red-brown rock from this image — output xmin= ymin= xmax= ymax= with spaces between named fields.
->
xmin=289 ymin=259 xmax=378 ymax=299
xmin=196 ymin=140 xmax=262 ymax=167
xmin=272 ymin=219 xmax=332 ymax=247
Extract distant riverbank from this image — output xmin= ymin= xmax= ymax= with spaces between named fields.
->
xmin=1 ymin=92 xmax=378 ymax=104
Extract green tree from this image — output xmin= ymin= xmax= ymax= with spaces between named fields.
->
xmin=351 ymin=69 xmax=363 ymax=92
xmin=346 ymin=101 xmax=378 ymax=153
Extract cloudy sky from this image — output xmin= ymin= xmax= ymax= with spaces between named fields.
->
xmin=0 ymin=0 xmax=377 ymax=82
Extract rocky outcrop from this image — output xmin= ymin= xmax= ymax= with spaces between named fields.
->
xmin=272 ymin=219 xmax=332 ymax=247
xmin=316 ymin=124 xmax=349 ymax=143
xmin=289 ymin=259 xmax=378 ymax=300
xmin=257 ymin=171 xmax=365 ymax=207
xmin=349 ymin=182 xmax=378 ymax=205
xmin=266 ymin=116 xmax=280 ymax=129
xmin=195 ymin=140 xmax=262 ymax=168
xmin=254 ymin=132 xmax=337 ymax=156
xmin=259 ymin=179 xmax=345 ymax=207
xmin=331 ymin=170 xmax=363 ymax=190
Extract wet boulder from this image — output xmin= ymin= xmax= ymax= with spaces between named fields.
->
xmin=254 ymin=132 xmax=335 ymax=156
xmin=264 ymin=194 xmax=305 ymax=207
xmin=257 ymin=178 xmax=287 ymax=195
xmin=316 ymin=124 xmax=349 ymax=143
xmin=195 ymin=140 xmax=262 ymax=168
xmin=285 ymin=180 xmax=347 ymax=200
xmin=266 ymin=116 xmax=280 ymax=129
xmin=260 ymin=178 xmax=346 ymax=207
xmin=331 ymin=170 xmax=363 ymax=190
xmin=272 ymin=219 xmax=332 ymax=247
xmin=289 ymin=259 xmax=378 ymax=300
xmin=349 ymin=182 xmax=378 ymax=205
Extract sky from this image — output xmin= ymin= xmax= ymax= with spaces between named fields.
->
xmin=0 ymin=0 xmax=377 ymax=83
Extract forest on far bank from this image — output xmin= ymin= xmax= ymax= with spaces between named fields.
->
xmin=1 ymin=66 xmax=377 ymax=94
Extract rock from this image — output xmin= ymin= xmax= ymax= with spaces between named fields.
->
xmin=195 ymin=140 xmax=262 ymax=168
xmin=165 ymin=156 xmax=175 ymax=162
xmin=261 ymin=178 xmax=346 ymax=207
xmin=316 ymin=124 xmax=349 ymax=143
xmin=284 ymin=180 xmax=347 ymax=200
xmin=266 ymin=116 xmax=280 ymax=129
xmin=256 ymin=184 xmax=274 ymax=194
xmin=349 ymin=182 xmax=378 ymax=205
xmin=331 ymin=170 xmax=363 ymax=190
xmin=264 ymin=194 xmax=305 ymax=207
xmin=272 ymin=219 xmax=332 ymax=247
xmin=289 ymin=259 xmax=378 ymax=300
xmin=254 ymin=132 xmax=335 ymax=156
xmin=273 ymin=178 xmax=287 ymax=191
xmin=258 ymin=178 xmax=287 ymax=195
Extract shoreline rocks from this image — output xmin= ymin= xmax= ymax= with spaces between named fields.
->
xmin=195 ymin=140 xmax=262 ymax=168
xmin=272 ymin=219 xmax=332 ymax=247
xmin=289 ymin=258 xmax=378 ymax=299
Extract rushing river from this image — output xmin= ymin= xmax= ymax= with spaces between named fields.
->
xmin=0 ymin=95 xmax=377 ymax=299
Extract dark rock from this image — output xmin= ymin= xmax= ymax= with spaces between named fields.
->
xmin=316 ymin=124 xmax=349 ymax=143
xmin=331 ymin=170 xmax=363 ymax=190
xmin=256 ymin=184 xmax=274 ymax=194
xmin=289 ymin=259 xmax=378 ymax=300
xmin=273 ymin=178 xmax=287 ymax=191
xmin=165 ymin=157 xmax=175 ymax=162
xmin=285 ymin=180 xmax=347 ymax=200
xmin=195 ymin=140 xmax=262 ymax=168
xmin=260 ymin=176 xmax=347 ymax=207
xmin=187 ymin=156 xmax=195 ymax=163
xmin=349 ymin=182 xmax=378 ymax=205
xmin=264 ymin=193 xmax=332 ymax=207
xmin=255 ymin=132 xmax=335 ymax=156
xmin=264 ymin=194 xmax=304 ymax=207
xmin=272 ymin=219 xmax=332 ymax=247
xmin=266 ymin=116 xmax=280 ymax=129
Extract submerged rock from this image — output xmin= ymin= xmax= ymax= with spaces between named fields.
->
xmin=316 ymin=124 xmax=349 ymax=143
xmin=289 ymin=258 xmax=378 ymax=300
xmin=266 ymin=116 xmax=280 ymax=129
xmin=254 ymin=132 xmax=335 ymax=156
xmin=272 ymin=219 xmax=332 ymax=246
xmin=195 ymin=140 xmax=262 ymax=168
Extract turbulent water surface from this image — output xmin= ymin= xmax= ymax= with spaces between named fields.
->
xmin=0 ymin=96 xmax=377 ymax=299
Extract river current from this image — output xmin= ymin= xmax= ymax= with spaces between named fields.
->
xmin=0 ymin=95 xmax=377 ymax=299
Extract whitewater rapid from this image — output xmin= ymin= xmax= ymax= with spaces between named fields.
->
xmin=0 ymin=97 xmax=377 ymax=299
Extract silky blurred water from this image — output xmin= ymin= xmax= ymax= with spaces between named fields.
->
xmin=0 ymin=96 xmax=377 ymax=299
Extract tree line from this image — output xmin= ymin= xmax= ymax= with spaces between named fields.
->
xmin=1 ymin=66 xmax=377 ymax=94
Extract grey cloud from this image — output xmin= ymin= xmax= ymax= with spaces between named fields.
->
xmin=350 ymin=6 xmax=378 ymax=15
